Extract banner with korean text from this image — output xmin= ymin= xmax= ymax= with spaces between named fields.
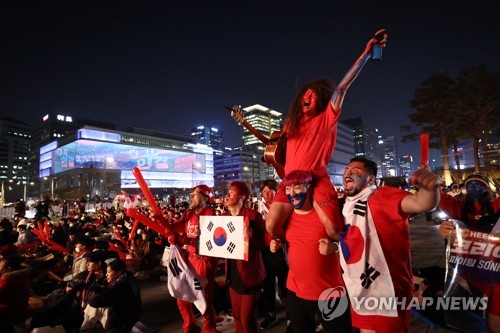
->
xmin=446 ymin=219 xmax=500 ymax=285
xmin=443 ymin=218 xmax=499 ymax=332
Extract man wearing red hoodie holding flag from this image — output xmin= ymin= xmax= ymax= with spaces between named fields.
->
xmin=169 ymin=184 xmax=217 ymax=333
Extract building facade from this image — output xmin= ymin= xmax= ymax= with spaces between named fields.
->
xmin=38 ymin=126 xmax=213 ymax=201
xmin=213 ymin=148 xmax=262 ymax=196
xmin=190 ymin=125 xmax=224 ymax=152
xmin=341 ymin=117 xmax=382 ymax=177
xmin=29 ymin=113 xmax=117 ymax=199
xmin=399 ymin=154 xmax=414 ymax=178
xmin=380 ymin=135 xmax=399 ymax=177
xmin=0 ymin=117 xmax=31 ymax=203
xmin=330 ymin=122 xmax=355 ymax=186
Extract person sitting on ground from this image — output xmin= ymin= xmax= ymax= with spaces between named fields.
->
xmin=0 ymin=243 xmax=30 ymax=333
xmin=77 ymin=250 xmax=110 ymax=332
xmin=15 ymin=222 xmax=36 ymax=245
xmin=86 ymin=258 xmax=142 ymax=332
xmin=0 ymin=218 xmax=14 ymax=243
xmin=62 ymin=234 xmax=93 ymax=282
xmin=133 ymin=230 xmax=162 ymax=279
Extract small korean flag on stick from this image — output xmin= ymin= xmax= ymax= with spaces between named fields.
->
xmin=199 ymin=216 xmax=247 ymax=260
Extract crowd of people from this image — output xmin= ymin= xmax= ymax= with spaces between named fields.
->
xmin=1 ymin=28 xmax=499 ymax=333
xmin=1 ymin=166 xmax=497 ymax=333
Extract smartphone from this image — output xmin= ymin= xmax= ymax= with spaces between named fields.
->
xmin=371 ymin=44 xmax=383 ymax=61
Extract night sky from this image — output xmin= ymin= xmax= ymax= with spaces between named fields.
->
xmin=2 ymin=1 xmax=499 ymax=166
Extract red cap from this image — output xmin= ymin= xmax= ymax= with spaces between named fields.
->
xmin=194 ymin=184 xmax=215 ymax=203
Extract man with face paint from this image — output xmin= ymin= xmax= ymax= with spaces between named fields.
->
xmin=270 ymin=170 xmax=351 ymax=333
xmin=340 ymin=157 xmax=441 ymax=333
xmin=438 ymin=174 xmax=500 ymax=332
xmin=169 ymin=184 xmax=218 ymax=333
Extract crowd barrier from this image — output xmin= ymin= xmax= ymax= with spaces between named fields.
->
xmin=0 ymin=202 xmax=114 ymax=219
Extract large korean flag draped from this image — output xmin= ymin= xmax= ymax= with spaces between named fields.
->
xmin=167 ymin=245 xmax=208 ymax=314
xmin=199 ymin=216 xmax=248 ymax=260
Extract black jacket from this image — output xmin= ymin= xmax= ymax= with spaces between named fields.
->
xmin=87 ymin=272 xmax=142 ymax=332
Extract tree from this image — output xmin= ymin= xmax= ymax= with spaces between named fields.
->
xmin=452 ymin=65 xmax=500 ymax=172
xmin=403 ymin=66 xmax=500 ymax=183
xmin=401 ymin=72 xmax=457 ymax=185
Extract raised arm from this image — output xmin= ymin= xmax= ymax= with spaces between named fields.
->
xmin=331 ymin=29 xmax=388 ymax=114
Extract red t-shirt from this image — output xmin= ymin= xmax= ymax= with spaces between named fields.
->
xmin=439 ymin=192 xmax=500 ymax=221
xmin=367 ymin=187 xmax=413 ymax=299
xmin=172 ymin=206 xmax=214 ymax=253
xmin=284 ymin=103 xmax=339 ymax=175
xmin=286 ymin=209 xmax=344 ymax=300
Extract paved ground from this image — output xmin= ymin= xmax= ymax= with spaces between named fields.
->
xmin=135 ymin=215 xmax=463 ymax=333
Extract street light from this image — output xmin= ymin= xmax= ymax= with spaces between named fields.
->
xmin=0 ymin=179 xmax=13 ymax=206
xmin=50 ymin=177 xmax=58 ymax=200
xmin=0 ymin=180 xmax=4 ymax=206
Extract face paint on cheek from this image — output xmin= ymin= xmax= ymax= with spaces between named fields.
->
xmin=467 ymin=187 xmax=484 ymax=201
xmin=286 ymin=192 xmax=308 ymax=209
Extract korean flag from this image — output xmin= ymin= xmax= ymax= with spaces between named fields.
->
xmin=199 ymin=216 xmax=247 ymax=260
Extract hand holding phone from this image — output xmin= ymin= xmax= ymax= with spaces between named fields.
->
xmin=371 ymin=44 xmax=383 ymax=61
xmin=371 ymin=29 xmax=387 ymax=61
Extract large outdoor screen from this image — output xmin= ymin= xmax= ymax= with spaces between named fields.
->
xmin=51 ymin=139 xmax=213 ymax=175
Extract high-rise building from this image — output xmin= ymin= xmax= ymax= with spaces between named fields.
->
xmin=190 ymin=125 xmax=224 ymax=153
xmin=329 ymin=122 xmax=355 ymax=186
xmin=213 ymin=147 xmax=261 ymax=196
xmin=238 ymin=104 xmax=284 ymax=180
xmin=341 ymin=117 xmax=382 ymax=177
xmin=240 ymin=104 xmax=283 ymax=152
xmin=482 ymin=132 xmax=499 ymax=169
xmin=380 ymin=135 xmax=399 ymax=177
xmin=399 ymin=154 xmax=414 ymax=178
xmin=0 ymin=117 xmax=31 ymax=203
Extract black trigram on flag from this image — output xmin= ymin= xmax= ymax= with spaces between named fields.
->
xmin=194 ymin=278 xmax=202 ymax=291
xmin=207 ymin=221 xmax=214 ymax=232
xmin=360 ymin=262 xmax=380 ymax=289
xmin=353 ymin=200 xmax=368 ymax=217
xmin=227 ymin=221 xmax=235 ymax=233
xmin=206 ymin=240 xmax=213 ymax=251
xmin=169 ymin=257 xmax=182 ymax=277
xmin=227 ymin=242 xmax=236 ymax=253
